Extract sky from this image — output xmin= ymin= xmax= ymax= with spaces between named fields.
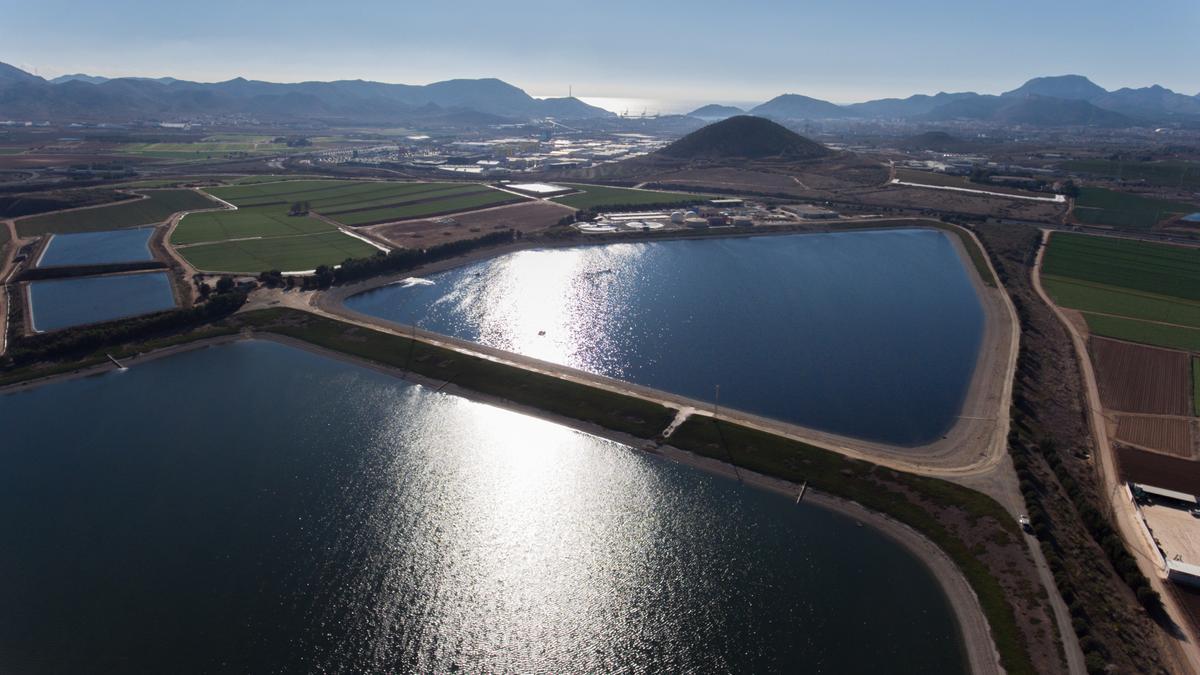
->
xmin=2 ymin=0 xmax=1198 ymax=110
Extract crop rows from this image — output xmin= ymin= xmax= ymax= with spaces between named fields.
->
xmin=173 ymin=206 xmax=335 ymax=245
xmin=1114 ymin=415 xmax=1194 ymax=458
xmin=1072 ymin=188 xmax=1197 ymax=230
xmin=1044 ymin=232 xmax=1200 ymax=301
xmin=552 ymin=183 xmax=701 ymax=210
xmin=1042 ymin=277 xmax=1200 ymax=329
xmin=179 ymin=231 xmax=377 ymax=273
xmin=1090 ymin=337 xmax=1192 ymax=416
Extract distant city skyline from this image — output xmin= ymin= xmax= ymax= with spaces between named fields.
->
xmin=4 ymin=0 xmax=1198 ymax=106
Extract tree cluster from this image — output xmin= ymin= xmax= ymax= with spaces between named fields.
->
xmin=273 ymin=136 xmax=312 ymax=147
xmin=6 ymin=290 xmax=247 ymax=367
xmin=293 ymin=229 xmax=517 ymax=289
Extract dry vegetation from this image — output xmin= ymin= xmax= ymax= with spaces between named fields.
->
xmin=840 ymin=185 xmax=1067 ymax=222
xmin=974 ymin=221 xmax=1178 ymax=674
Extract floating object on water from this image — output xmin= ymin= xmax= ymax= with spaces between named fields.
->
xmin=538 ymin=330 xmax=546 ymax=336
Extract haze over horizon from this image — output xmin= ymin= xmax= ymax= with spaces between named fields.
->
xmin=3 ymin=0 xmax=1197 ymax=107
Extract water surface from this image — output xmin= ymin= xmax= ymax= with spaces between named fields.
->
xmin=29 ymin=271 xmax=175 ymax=331
xmin=0 ymin=340 xmax=966 ymax=673
xmin=37 ymin=228 xmax=155 ymax=267
xmin=347 ymin=229 xmax=985 ymax=445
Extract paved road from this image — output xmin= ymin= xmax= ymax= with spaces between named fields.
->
xmin=891 ymin=178 xmax=1067 ymax=203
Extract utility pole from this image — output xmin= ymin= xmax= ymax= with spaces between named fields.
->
xmin=405 ymin=320 xmax=418 ymax=372
xmin=712 ymin=383 xmax=743 ymax=484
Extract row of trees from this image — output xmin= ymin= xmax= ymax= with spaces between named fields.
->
xmin=6 ymin=289 xmax=246 ymax=367
xmin=295 ymin=229 xmax=519 ymax=289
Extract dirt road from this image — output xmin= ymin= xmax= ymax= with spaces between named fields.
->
xmin=1032 ymin=229 xmax=1200 ymax=674
xmin=0 ymin=219 xmax=24 ymax=355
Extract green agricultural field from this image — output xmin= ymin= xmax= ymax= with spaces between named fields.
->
xmin=171 ymin=182 xmax=416 ymax=273
xmin=173 ymin=206 xmax=336 ymax=245
xmin=208 ymin=180 xmax=358 ymax=206
xmin=16 ymin=189 xmax=217 ymax=236
xmin=1042 ymin=232 xmax=1200 ymax=301
xmin=110 ymin=175 xmax=240 ymax=189
xmin=116 ymin=135 xmax=304 ymax=160
xmin=330 ymin=189 xmax=521 ymax=226
xmin=552 ymin=183 xmax=703 ymax=210
xmin=1043 ymin=232 xmax=1200 ymax=350
xmin=209 ymin=180 xmax=457 ymax=208
xmin=1072 ymin=187 xmax=1198 ymax=229
xmin=309 ymin=183 xmax=475 ymax=212
xmin=1040 ymin=277 xmax=1200 ymax=329
xmin=1063 ymin=159 xmax=1200 ymax=189
xmin=1082 ymin=314 xmax=1200 ymax=352
xmin=203 ymin=179 xmax=519 ymax=226
xmin=229 ymin=175 xmax=326 ymax=185
xmin=178 ymin=231 xmax=378 ymax=273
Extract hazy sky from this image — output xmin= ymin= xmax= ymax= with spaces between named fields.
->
xmin=3 ymin=0 xmax=1198 ymax=106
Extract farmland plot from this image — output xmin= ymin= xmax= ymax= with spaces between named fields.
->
xmin=1090 ymin=337 xmax=1192 ymax=416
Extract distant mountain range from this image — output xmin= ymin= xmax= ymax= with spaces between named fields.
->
xmin=1 ymin=62 xmax=1197 ymax=129
xmin=0 ymin=62 xmax=614 ymax=124
xmin=687 ymin=104 xmax=746 ymax=120
xmin=688 ymin=75 xmax=1200 ymax=127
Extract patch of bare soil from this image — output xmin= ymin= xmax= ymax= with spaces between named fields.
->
xmin=843 ymin=185 xmax=1067 ymax=223
xmin=1116 ymin=444 xmax=1200 ymax=493
xmin=368 ymin=200 xmax=569 ymax=248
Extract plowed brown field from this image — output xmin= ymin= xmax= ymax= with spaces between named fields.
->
xmin=1091 ymin=337 xmax=1191 ymax=415
xmin=1116 ymin=444 xmax=1200 ymax=494
xmin=1115 ymin=415 xmax=1194 ymax=457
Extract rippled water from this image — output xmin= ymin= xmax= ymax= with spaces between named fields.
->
xmin=37 ymin=228 xmax=155 ymax=268
xmin=0 ymin=341 xmax=966 ymax=673
xmin=28 ymin=271 xmax=176 ymax=331
xmin=346 ymin=229 xmax=985 ymax=445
